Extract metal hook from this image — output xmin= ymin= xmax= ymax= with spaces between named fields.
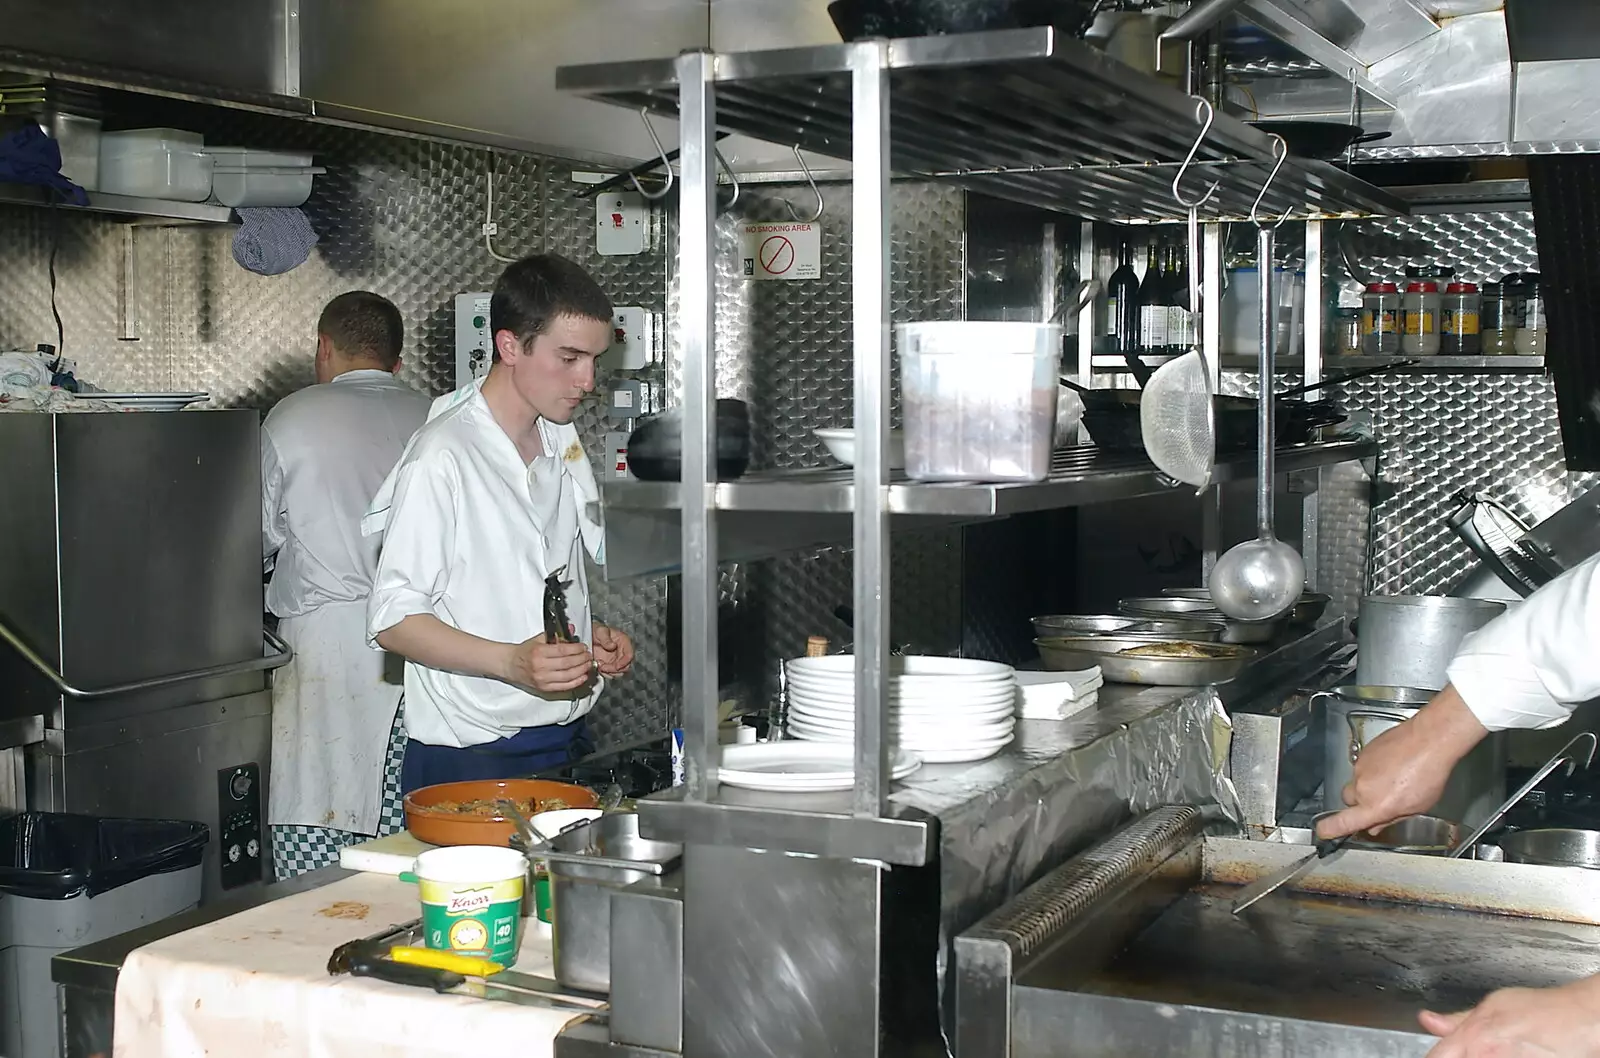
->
xmin=784 ymin=146 xmax=824 ymax=223
xmin=714 ymin=148 xmax=741 ymax=214
xmin=626 ymin=109 xmax=674 ymax=201
xmin=1249 ymin=133 xmax=1290 ymax=229
xmin=1172 ymin=98 xmax=1221 ymax=210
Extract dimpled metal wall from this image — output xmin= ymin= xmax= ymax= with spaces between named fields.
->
xmin=0 ymin=112 xmax=670 ymax=750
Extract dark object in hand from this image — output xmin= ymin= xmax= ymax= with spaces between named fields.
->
xmin=544 ymin=566 xmax=578 ymax=643
xmin=627 ymin=398 xmax=752 ymax=482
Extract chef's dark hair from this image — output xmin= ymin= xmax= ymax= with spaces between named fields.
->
xmin=318 ymin=291 xmax=404 ymax=369
xmin=490 ymin=254 xmax=613 ymax=362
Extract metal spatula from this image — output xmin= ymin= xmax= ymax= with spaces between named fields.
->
xmin=1231 ymin=833 xmax=1352 ymax=914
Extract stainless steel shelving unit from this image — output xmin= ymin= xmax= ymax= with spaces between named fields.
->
xmin=558 ymin=29 xmax=1402 ymax=830
xmin=0 ymin=182 xmax=235 ymax=225
xmin=557 ymin=28 xmax=1408 ymax=224
xmin=604 ymin=438 xmax=1375 ymax=516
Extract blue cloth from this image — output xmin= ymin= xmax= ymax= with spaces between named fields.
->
xmin=0 ymin=123 xmax=88 ymax=205
xmin=232 ymin=207 xmax=319 ymax=276
xmin=400 ymin=720 xmax=594 ymax=794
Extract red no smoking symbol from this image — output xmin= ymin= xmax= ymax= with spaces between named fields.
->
xmin=759 ymin=234 xmax=795 ymax=275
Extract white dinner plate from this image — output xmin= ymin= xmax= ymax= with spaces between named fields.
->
xmin=785 ymin=678 xmax=1017 ymax=704
xmin=783 ymin=672 xmax=1017 ymax=695
xmin=785 ymin=655 xmax=1014 ymax=682
xmin=787 ymin=699 xmax=1017 ymax=726
xmin=785 ymin=723 xmax=1014 ymax=763
xmin=716 ymin=742 xmax=922 ymax=793
xmin=74 ymin=391 xmax=210 ymax=411
xmin=785 ymin=714 xmax=1015 ymax=744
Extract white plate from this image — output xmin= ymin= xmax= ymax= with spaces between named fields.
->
xmin=814 ymin=427 xmax=906 ymax=469
xmin=74 ymin=391 xmax=210 ymax=411
xmin=716 ymin=742 xmax=922 ymax=793
xmin=786 ymin=655 xmax=1014 ymax=681
xmin=786 ymin=723 xmax=1015 ymax=752
xmin=787 ymin=687 xmax=1018 ymax=711
xmin=784 ymin=710 xmax=1016 ymax=739
xmin=785 ymin=724 xmax=1014 ymax=763
xmin=784 ymin=701 xmax=1011 ymax=726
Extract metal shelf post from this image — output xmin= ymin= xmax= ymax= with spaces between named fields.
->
xmin=679 ymin=51 xmax=721 ymax=803
xmin=850 ymin=39 xmax=892 ymax=818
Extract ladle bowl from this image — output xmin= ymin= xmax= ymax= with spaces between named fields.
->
xmin=1210 ymin=538 xmax=1304 ymax=621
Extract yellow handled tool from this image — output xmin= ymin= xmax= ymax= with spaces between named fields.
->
xmin=388 ymin=946 xmax=505 ymax=977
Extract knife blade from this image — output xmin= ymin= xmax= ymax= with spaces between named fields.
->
xmin=387 ymin=945 xmax=608 ymax=1002
xmin=1231 ymin=835 xmax=1351 ymax=914
xmin=344 ymin=949 xmax=608 ymax=1020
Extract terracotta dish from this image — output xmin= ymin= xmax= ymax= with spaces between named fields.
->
xmin=403 ymin=778 xmax=598 ymax=847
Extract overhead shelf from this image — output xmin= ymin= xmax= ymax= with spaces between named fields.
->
xmin=0 ymin=182 xmax=235 ymax=225
xmin=556 ymin=28 xmax=1409 ymax=224
xmin=604 ymin=438 xmax=1376 ymax=517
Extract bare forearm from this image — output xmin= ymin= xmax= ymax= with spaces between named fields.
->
xmin=375 ymin=614 xmax=513 ymax=682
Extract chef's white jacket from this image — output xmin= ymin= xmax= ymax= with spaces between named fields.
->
xmin=262 ymin=369 xmax=431 ymax=617
xmin=1448 ymin=550 xmax=1600 ymax=731
xmin=260 ymin=368 xmax=429 ymax=831
xmin=363 ymin=379 xmax=607 ymax=749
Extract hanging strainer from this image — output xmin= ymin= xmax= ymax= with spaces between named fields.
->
xmin=1140 ymin=340 xmax=1215 ymax=489
xmin=1141 ymin=99 xmax=1219 ymax=492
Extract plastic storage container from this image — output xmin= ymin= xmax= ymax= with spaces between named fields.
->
xmin=1480 ymin=282 xmax=1511 ymax=354
xmin=204 ymin=147 xmax=325 ymax=208
xmin=1402 ymin=280 xmax=1441 ymax=355
xmin=0 ymin=813 xmax=208 ymax=1058
xmin=1360 ymin=282 xmax=1401 ymax=354
xmin=97 ymin=128 xmax=211 ymax=201
xmin=1441 ymin=282 xmax=1481 ymax=355
xmin=898 ymin=321 xmax=1061 ymax=482
xmin=1514 ymin=274 xmax=1546 ymax=355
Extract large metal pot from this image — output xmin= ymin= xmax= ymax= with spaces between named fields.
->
xmin=1354 ymin=596 xmax=1505 ymax=691
xmin=1494 ymin=829 xmax=1600 ymax=869
xmin=1315 ymin=685 xmax=1507 ymax=828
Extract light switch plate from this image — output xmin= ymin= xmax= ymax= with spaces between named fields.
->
xmin=608 ymin=306 xmax=652 ymax=369
xmin=596 ymin=191 xmax=648 ymax=256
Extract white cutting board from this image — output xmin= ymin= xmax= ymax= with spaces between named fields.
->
xmin=339 ymin=831 xmax=436 ymax=875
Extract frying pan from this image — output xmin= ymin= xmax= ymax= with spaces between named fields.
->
xmin=1249 ymin=121 xmax=1392 ymax=160
xmin=827 ymin=0 xmax=1100 ymax=41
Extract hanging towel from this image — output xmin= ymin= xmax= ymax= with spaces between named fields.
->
xmin=232 ymin=207 xmax=319 ymax=276
xmin=0 ymin=122 xmax=88 ymax=205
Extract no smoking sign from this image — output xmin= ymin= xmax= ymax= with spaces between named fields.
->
xmin=740 ymin=221 xmax=822 ymax=281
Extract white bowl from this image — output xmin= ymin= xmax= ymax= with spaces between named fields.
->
xmin=814 ymin=428 xmax=906 ymax=469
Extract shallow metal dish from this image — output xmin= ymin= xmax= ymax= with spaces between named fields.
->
xmin=1345 ymin=814 xmax=1462 ymax=856
xmin=1159 ymin=588 xmax=1331 ymax=627
xmin=1034 ymin=636 xmax=1255 ymax=686
xmin=1030 ymin=614 xmax=1223 ymax=642
xmin=1118 ymin=597 xmax=1288 ymax=644
xmin=1494 ymin=828 xmax=1600 ymax=869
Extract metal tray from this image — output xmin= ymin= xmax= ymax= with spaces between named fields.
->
xmin=1119 ymin=597 xmax=1289 ymax=644
xmin=1030 ymin=614 xmax=1223 ymax=641
xmin=1034 ymin=636 xmax=1254 ymax=685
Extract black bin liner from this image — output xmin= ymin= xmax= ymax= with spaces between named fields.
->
xmin=0 ymin=812 xmax=209 ymax=900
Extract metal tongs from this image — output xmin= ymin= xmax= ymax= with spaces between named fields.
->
xmin=1449 ymin=731 xmax=1599 ymax=858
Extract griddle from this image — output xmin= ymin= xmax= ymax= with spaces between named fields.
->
xmin=955 ymin=807 xmax=1600 ymax=1058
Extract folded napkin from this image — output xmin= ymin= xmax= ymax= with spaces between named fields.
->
xmin=1015 ymin=668 xmax=1104 ymax=719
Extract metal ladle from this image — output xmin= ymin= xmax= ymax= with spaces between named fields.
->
xmin=1210 ymin=137 xmax=1305 ymax=621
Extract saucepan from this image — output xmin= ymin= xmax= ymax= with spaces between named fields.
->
xmin=1249 ymin=121 xmax=1393 ymax=160
xmin=1484 ymin=829 xmax=1600 ymax=869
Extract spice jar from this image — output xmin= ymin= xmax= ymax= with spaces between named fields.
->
xmin=1335 ymin=307 xmax=1362 ymax=356
xmin=1402 ymin=280 xmax=1441 ymax=355
xmin=1480 ymin=282 xmax=1511 ymax=354
xmin=1514 ymin=273 xmax=1546 ymax=355
xmin=1360 ymin=282 xmax=1401 ymax=354
xmin=1441 ymin=281 xmax=1481 ymax=355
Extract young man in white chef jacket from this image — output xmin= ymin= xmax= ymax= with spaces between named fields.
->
xmin=1318 ymin=551 xmax=1600 ymax=1056
xmin=262 ymin=291 xmax=430 ymax=877
xmin=364 ymin=254 xmax=634 ymax=791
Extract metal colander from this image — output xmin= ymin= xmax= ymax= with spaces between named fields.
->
xmin=1140 ymin=346 xmax=1215 ymax=490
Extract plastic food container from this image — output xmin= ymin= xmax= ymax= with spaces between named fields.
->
xmin=409 ymin=845 xmax=527 ymax=965
xmin=205 ymin=147 xmax=325 ymax=207
xmin=98 ymin=128 xmax=212 ymax=201
xmin=898 ymin=321 xmax=1060 ymax=482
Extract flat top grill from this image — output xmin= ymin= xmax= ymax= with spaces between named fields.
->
xmin=1023 ymin=884 xmax=1600 ymax=1032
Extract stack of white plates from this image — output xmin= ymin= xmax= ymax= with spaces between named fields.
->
xmin=784 ymin=655 xmax=1017 ymax=764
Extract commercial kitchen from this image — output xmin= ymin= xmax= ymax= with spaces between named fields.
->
xmin=2 ymin=2 xmax=1600 ymax=1057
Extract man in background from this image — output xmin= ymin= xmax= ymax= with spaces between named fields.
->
xmin=262 ymin=291 xmax=429 ymax=878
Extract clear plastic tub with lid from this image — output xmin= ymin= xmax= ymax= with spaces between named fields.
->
xmin=1402 ymin=281 xmax=1441 ymax=355
xmin=1441 ymin=282 xmax=1481 ymax=355
xmin=1480 ymin=282 xmax=1511 ymax=354
xmin=1360 ymin=282 xmax=1401 ymax=354
xmin=897 ymin=321 xmax=1061 ymax=482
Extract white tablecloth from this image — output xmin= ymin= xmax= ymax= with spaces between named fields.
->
xmin=112 ymin=872 xmax=600 ymax=1058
